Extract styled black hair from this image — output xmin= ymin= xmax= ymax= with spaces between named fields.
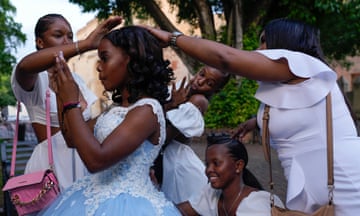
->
xmin=103 ymin=26 xmax=174 ymax=105
xmin=34 ymin=14 xmax=71 ymax=50
xmin=264 ymin=18 xmax=326 ymax=63
xmin=207 ymin=133 xmax=263 ymax=190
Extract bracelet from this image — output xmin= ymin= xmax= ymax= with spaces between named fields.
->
xmin=63 ymin=102 xmax=81 ymax=114
xmin=169 ymin=31 xmax=183 ymax=48
xmin=61 ymin=102 xmax=81 ymax=132
xmin=75 ymin=41 xmax=81 ymax=59
xmin=63 ymin=101 xmax=80 ymax=108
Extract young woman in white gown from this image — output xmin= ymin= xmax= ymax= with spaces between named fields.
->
xmin=144 ymin=18 xmax=360 ymax=215
xmin=39 ymin=26 xmax=181 ymax=215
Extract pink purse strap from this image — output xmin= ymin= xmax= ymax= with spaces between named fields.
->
xmin=9 ymin=102 xmax=21 ymax=177
xmin=46 ymin=89 xmax=54 ymax=167
xmin=9 ymin=89 xmax=54 ymax=177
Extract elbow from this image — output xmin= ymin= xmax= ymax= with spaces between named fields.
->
xmin=216 ymin=52 xmax=233 ymax=73
xmin=87 ymin=167 xmax=100 ymax=174
xmin=14 ymin=62 xmax=37 ymax=91
xmin=217 ymin=54 xmax=228 ymax=69
xmin=83 ymin=160 xmax=107 ymax=173
xmin=85 ymin=164 xmax=103 ymax=174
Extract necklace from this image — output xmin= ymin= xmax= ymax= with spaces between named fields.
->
xmin=221 ymin=184 xmax=245 ymax=216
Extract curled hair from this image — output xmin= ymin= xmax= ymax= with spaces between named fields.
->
xmin=264 ymin=18 xmax=326 ymax=63
xmin=34 ymin=14 xmax=71 ymax=50
xmin=104 ymin=26 xmax=174 ymax=105
xmin=207 ymin=133 xmax=263 ymax=190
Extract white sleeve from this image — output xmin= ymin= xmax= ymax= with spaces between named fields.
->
xmin=11 ymin=67 xmax=47 ymax=106
xmin=188 ymin=184 xmax=220 ymax=216
xmin=255 ymin=49 xmax=337 ymax=108
xmin=166 ymin=102 xmax=204 ymax=138
xmin=237 ymin=191 xmax=284 ymax=216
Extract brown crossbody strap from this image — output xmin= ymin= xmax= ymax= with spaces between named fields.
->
xmin=262 ymin=93 xmax=334 ymax=204
xmin=325 ymin=94 xmax=334 ymax=203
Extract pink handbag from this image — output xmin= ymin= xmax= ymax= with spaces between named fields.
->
xmin=2 ymin=89 xmax=60 ymax=216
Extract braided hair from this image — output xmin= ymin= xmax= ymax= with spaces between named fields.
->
xmin=207 ymin=133 xmax=263 ymax=190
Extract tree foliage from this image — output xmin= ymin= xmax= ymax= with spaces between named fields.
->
xmin=264 ymin=0 xmax=360 ymax=60
xmin=69 ymin=0 xmax=360 ymax=128
xmin=70 ymin=0 xmax=360 ymax=67
xmin=0 ymin=0 xmax=26 ymax=108
xmin=205 ymin=77 xmax=259 ymax=128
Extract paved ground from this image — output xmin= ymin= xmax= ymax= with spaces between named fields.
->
xmin=189 ymin=130 xmax=287 ymax=203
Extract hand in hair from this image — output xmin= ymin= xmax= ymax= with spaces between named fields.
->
xmin=232 ymin=117 xmax=257 ymax=142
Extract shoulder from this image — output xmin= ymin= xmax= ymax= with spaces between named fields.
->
xmin=132 ymin=98 xmax=163 ymax=113
xmin=129 ymin=98 xmax=165 ymax=125
xmin=188 ymin=184 xmax=220 ymax=215
xmin=188 ymin=94 xmax=208 ymax=114
xmin=241 ymin=190 xmax=284 ymax=208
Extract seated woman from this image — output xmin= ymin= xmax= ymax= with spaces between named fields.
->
xmin=177 ymin=133 xmax=284 ymax=216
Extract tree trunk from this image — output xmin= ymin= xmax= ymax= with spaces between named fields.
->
xmin=233 ymin=0 xmax=243 ymax=49
xmin=193 ymin=0 xmax=216 ymax=40
xmin=143 ymin=0 xmax=199 ymax=73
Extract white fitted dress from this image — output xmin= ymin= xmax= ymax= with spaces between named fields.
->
xmin=255 ymin=49 xmax=360 ymax=215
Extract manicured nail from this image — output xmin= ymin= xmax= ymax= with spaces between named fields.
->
xmin=59 ymin=51 xmax=64 ymax=60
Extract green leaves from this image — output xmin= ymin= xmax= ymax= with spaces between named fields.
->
xmin=0 ymin=0 xmax=26 ymax=108
xmin=0 ymin=74 xmax=16 ymax=107
xmin=272 ymin=0 xmax=360 ymax=59
xmin=205 ymin=77 xmax=259 ymax=128
xmin=68 ymin=0 xmax=360 ymax=128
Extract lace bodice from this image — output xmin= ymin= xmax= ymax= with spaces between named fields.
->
xmin=56 ymin=98 xmax=170 ymax=215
